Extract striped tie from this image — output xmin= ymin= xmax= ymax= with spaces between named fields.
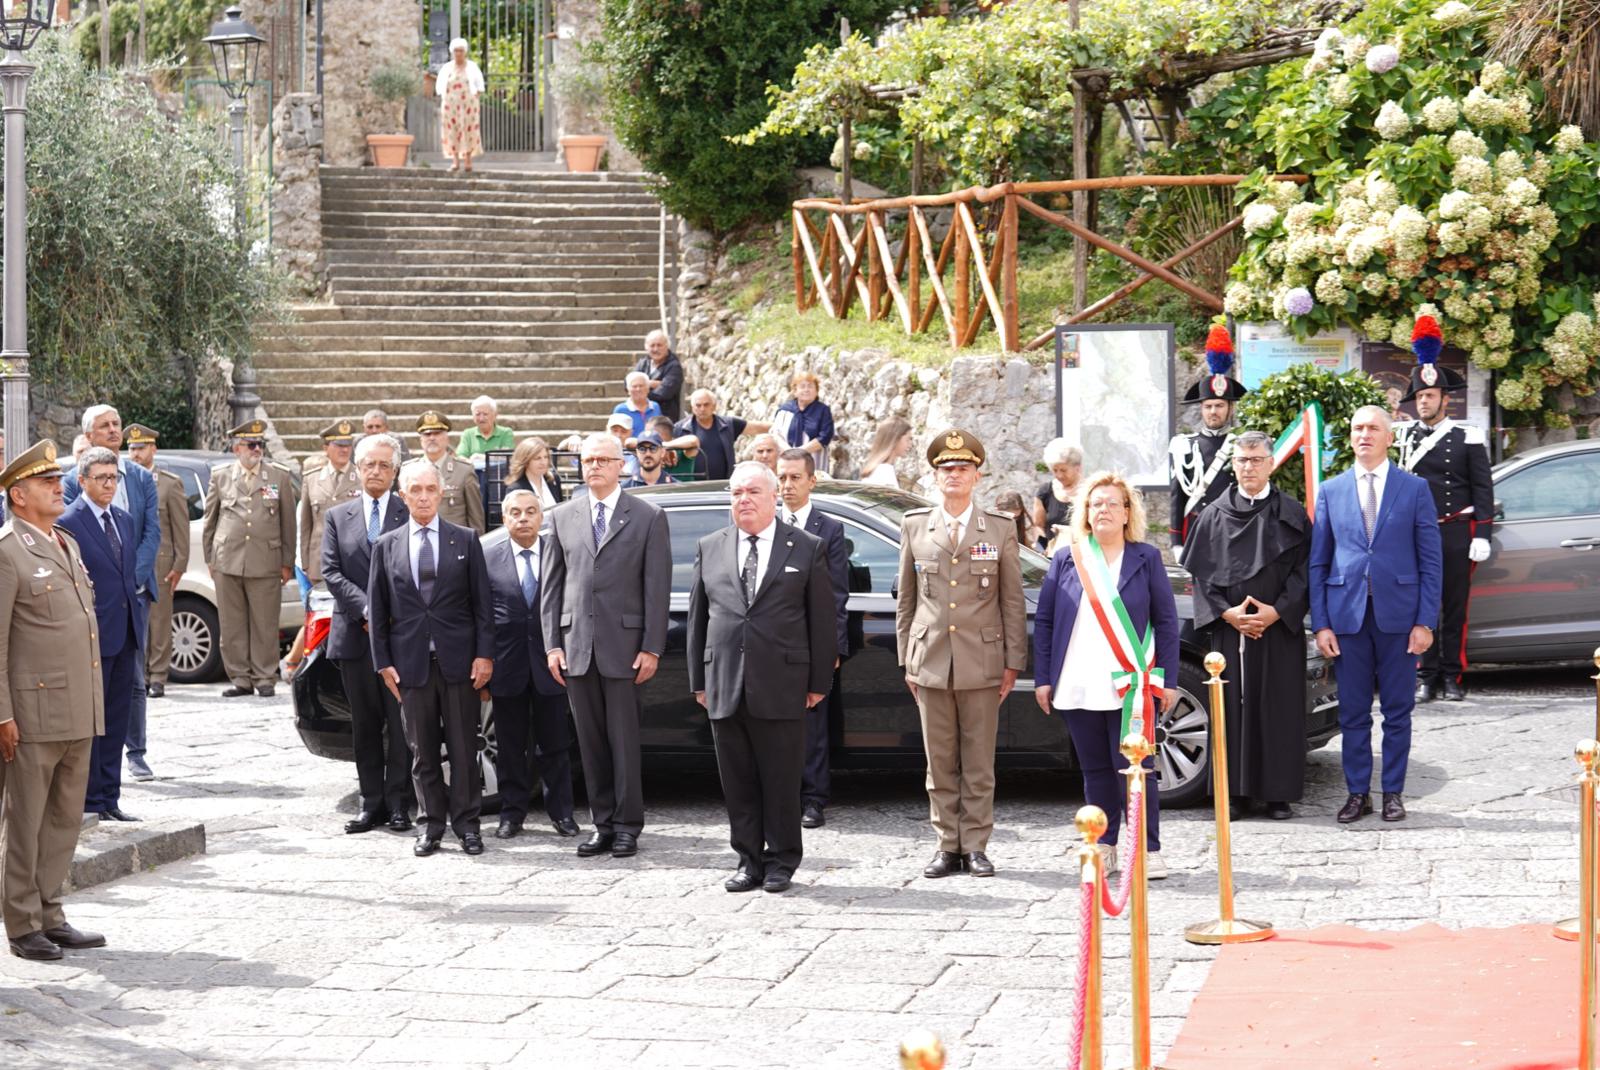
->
xmin=367 ymin=498 xmax=381 ymax=543
xmin=1362 ymin=472 xmax=1378 ymax=544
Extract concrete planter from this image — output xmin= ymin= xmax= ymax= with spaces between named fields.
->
xmin=559 ymin=134 xmax=606 ymax=172
xmin=367 ymin=133 xmax=414 ymax=168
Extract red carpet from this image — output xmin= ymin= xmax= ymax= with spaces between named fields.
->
xmin=1164 ymin=924 xmax=1579 ymax=1070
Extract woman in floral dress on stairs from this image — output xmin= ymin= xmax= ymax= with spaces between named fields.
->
xmin=436 ymin=38 xmax=484 ymax=172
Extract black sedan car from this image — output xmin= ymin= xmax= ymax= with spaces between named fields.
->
xmin=293 ymin=482 xmax=1339 ymax=809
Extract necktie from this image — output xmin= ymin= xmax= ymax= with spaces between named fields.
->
xmin=367 ymin=498 xmax=381 ymax=543
xmin=947 ymin=518 xmax=961 ymax=548
xmin=741 ymin=534 xmax=759 ymax=603
xmin=417 ymin=527 xmax=436 ymax=602
xmin=520 ymin=548 xmax=537 ymax=607
xmin=786 ymin=511 xmax=798 ymax=527
xmin=1362 ymin=472 xmax=1378 ymax=543
xmin=102 ymin=512 xmax=124 ymax=562
xmin=593 ymin=501 xmax=607 ymax=549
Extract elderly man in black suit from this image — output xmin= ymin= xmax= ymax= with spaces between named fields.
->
xmin=369 ymin=461 xmax=495 ymax=858
xmin=483 ymin=489 xmax=580 ymax=840
xmin=775 ymin=448 xmax=850 ymax=829
xmin=321 ymin=432 xmax=413 ymax=835
xmin=542 ymin=433 xmax=671 ymax=859
xmin=688 ymin=461 xmax=837 ymax=894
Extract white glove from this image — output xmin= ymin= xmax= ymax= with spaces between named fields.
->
xmin=1468 ymin=537 xmax=1490 ymax=562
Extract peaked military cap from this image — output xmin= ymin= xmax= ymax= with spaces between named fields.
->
xmin=0 ymin=440 xmax=64 ymax=490
xmin=926 ymin=428 xmax=985 ymax=469
xmin=228 ymin=418 xmax=268 ymax=441
xmin=320 ymin=419 xmax=357 ymax=444
xmin=416 ymin=411 xmax=452 ymax=433
xmin=123 ymin=423 xmax=160 ymax=446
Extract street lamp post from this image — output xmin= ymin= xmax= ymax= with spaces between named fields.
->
xmin=0 ymin=2 xmax=57 ymax=467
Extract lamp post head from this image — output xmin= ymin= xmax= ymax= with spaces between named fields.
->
xmin=0 ymin=0 xmax=54 ymax=53
xmin=203 ymin=6 xmax=266 ymax=101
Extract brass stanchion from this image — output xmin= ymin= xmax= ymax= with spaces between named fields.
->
xmin=1077 ymin=805 xmax=1108 ymax=1070
xmin=1572 ymin=741 xmax=1600 ymax=1070
xmin=1186 ymin=652 xmax=1275 ymax=945
xmin=1118 ymin=733 xmax=1169 ymax=1070
xmin=898 ymin=1030 xmax=946 ymax=1070
xmin=1554 ymin=648 xmax=1600 ymax=941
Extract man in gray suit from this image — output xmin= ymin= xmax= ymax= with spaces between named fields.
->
xmin=542 ymin=433 xmax=671 ymax=859
xmin=688 ymin=462 xmax=836 ymax=894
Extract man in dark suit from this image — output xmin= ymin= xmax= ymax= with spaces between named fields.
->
xmin=369 ymin=461 xmax=495 ymax=857
xmin=688 ymin=461 xmax=836 ymax=894
xmin=60 ymin=447 xmax=148 ymax=823
xmin=321 ymin=433 xmax=413 ymax=835
xmin=1311 ymin=404 xmax=1443 ymax=825
xmin=542 ymin=433 xmax=671 ymax=859
xmin=775 ymin=448 xmax=850 ymax=829
xmin=483 ymin=489 xmax=580 ymax=840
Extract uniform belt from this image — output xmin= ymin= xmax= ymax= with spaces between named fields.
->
xmin=1438 ymin=508 xmax=1475 ymax=524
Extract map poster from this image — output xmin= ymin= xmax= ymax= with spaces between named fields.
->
xmin=1236 ymin=322 xmax=1357 ymax=389
xmin=1054 ymin=324 xmax=1175 ymax=490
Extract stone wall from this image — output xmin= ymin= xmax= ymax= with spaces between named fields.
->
xmin=552 ymin=0 xmax=638 ymax=171
xmin=271 ymin=93 xmax=325 ymax=295
xmin=319 ymin=0 xmax=422 ymax=167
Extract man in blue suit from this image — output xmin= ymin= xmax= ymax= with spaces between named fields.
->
xmin=776 ymin=448 xmax=850 ymax=830
xmin=65 ymin=405 xmax=159 ymax=782
xmin=61 ymin=447 xmax=148 ymax=823
xmin=483 ymin=489 xmax=579 ymax=840
xmin=1311 ymin=404 xmax=1443 ymax=824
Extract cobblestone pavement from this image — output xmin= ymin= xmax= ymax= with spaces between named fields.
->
xmin=1 ymin=665 xmax=1594 ymax=1069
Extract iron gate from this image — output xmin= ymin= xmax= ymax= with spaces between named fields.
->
xmin=410 ymin=0 xmax=554 ymax=156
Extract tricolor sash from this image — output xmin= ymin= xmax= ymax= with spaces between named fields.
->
xmin=1071 ymin=534 xmax=1163 ymax=741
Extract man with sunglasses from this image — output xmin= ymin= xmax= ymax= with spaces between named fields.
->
xmin=621 ymin=433 xmax=676 ymax=489
xmin=202 ymin=420 xmax=297 ymax=699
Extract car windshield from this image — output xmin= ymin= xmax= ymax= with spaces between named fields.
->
xmin=856 ymin=485 xmax=1050 ymax=587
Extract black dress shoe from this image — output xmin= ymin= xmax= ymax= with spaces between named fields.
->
xmin=146 ymin=683 xmax=165 ymax=698
xmin=256 ymin=684 xmax=275 ymax=698
xmin=1266 ymin=802 xmax=1293 ymax=820
xmin=387 ymin=813 xmax=413 ymax=832
xmin=611 ymin=832 xmax=638 ymax=857
xmin=1336 ymin=793 xmax=1372 ymax=824
xmin=96 ymin=808 xmax=140 ymax=823
xmin=462 ymin=833 xmax=485 ymax=856
xmin=221 ymin=685 xmax=253 ymax=698
xmin=963 ymin=851 xmax=995 ymax=877
xmin=724 ymin=871 xmax=761 ymax=893
xmin=413 ymin=833 xmax=442 ymax=857
xmin=801 ymin=803 xmax=825 ymax=828
xmin=1441 ymin=679 xmax=1465 ymax=701
xmin=1382 ymin=792 xmax=1406 ymax=822
xmin=1414 ymin=678 xmax=1439 ymax=703
xmin=763 ymin=872 xmax=792 ymax=893
xmin=577 ymin=832 xmax=615 ymax=857
xmin=494 ymin=818 xmax=522 ymax=840
xmin=8 ymin=932 xmax=62 ymax=961
xmin=344 ymin=811 xmax=385 ymax=834
xmin=923 ymin=850 xmax=962 ymax=879
xmin=43 ymin=923 xmax=106 ymax=950
xmin=551 ymin=817 xmax=580 ymax=837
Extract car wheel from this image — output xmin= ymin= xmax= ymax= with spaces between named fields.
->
xmin=1153 ymin=660 xmax=1213 ymax=809
xmin=168 ymin=596 xmax=223 ymax=684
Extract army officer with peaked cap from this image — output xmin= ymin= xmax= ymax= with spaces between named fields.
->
xmin=895 ymin=429 xmax=1027 ymax=880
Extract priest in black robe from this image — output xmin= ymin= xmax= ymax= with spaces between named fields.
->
xmin=1181 ymin=430 xmax=1311 ymax=819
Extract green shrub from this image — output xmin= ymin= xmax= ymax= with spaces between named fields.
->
xmin=370 ymin=62 xmax=418 ymax=104
xmin=1234 ymin=364 xmax=1389 ymax=502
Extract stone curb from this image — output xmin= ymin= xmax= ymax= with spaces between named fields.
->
xmin=63 ymin=819 xmax=207 ymax=895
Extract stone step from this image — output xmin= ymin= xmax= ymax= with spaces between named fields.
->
xmin=259 ymin=373 xmax=624 ymax=396
xmin=324 ymin=236 xmax=664 ymax=256
xmin=257 ymin=320 xmax=649 ymax=344
xmin=258 ymin=385 xmax=624 ymax=410
xmin=326 ymin=275 xmax=658 ymax=296
xmin=322 ymin=259 xmax=664 ymax=279
xmin=328 ymin=290 xmax=659 ymax=312
xmin=249 ymin=343 xmax=634 ymax=366
xmin=321 ymin=228 xmax=662 ymax=248
xmin=321 ymin=206 xmax=660 ymax=226
xmin=319 ymin=197 xmax=664 ymax=219
xmin=319 ymin=166 xmax=654 ymax=191
xmin=263 ymin=303 xmax=662 ymax=327
xmin=269 ymin=412 xmax=612 ymax=437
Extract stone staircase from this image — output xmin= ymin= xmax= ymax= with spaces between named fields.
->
xmin=253 ymin=166 xmax=674 ymax=456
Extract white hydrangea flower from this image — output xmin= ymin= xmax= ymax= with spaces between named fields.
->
xmin=1242 ymin=202 xmax=1281 ymax=235
xmin=1487 ymin=263 xmax=1517 ymax=285
xmin=1363 ymin=174 xmax=1400 ymax=212
xmin=1502 ymin=177 xmax=1540 ymax=207
xmin=1432 ymin=1 xmax=1475 ymax=28
xmin=1505 ymin=91 xmax=1534 ymax=133
xmin=1224 ymin=283 xmax=1256 ymax=316
xmin=1464 ymin=206 xmax=1495 ymax=240
xmin=1554 ymin=125 xmax=1586 ymax=154
xmin=1494 ymin=150 xmax=1526 ymax=184
xmin=1480 ymin=61 xmax=1508 ymax=92
xmin=1328 ymin=75 xmax=1355 ymax=108
xmin=1314 ymin=270 xmax=1348 ymax=306
xmin=1387 ymin=205 xmax=1430 ymax=245
xmin=1285 ymin=234 xmax=1322 ymax=266
xmin=1375 ymin=101 xmax=1411 ymax=140
xmin=1451 ymin=156 xmax=1493 ymax=192
xmin=1462 ymin=86 xmax=1507 ymax=127
xmin=1363 ymin=312 xmax=1392 ymax=340
xmin=1361 ymin=272 xmax=1388 ymax=296
xmin=1417 ymin=302 xmax=1442 ymax=320
xmin=1268 ymin=181 xmax=1305 ymax=209
xmin=1439 ymin=190 xmax=1476 ymax=220
xmin=1366 ymin=44 xmax=1400 ymax=74
xmin=1447 ymin=130 xmax=1489 ymax=160
xmin=1482 ymin=314 xmax=1513 ymax=349
xmin=1314 ymin=28 xmax=1345 ymax=57
xmin=1422 ymin=97 xmax=1460 ymax=131
xmin=1389 ymin=319 xmax=1415 ymax=347
xmin=1341 ymin=34 xmax=1370 ymax=65
xmin=1442 ymin=294 xmax=1477 ymax=324
xmin=1284 ymin=202 xmax=1320 ymax=234
xmin=1438 ymin=221 xmax=1469 ymax=252
xmin=1475 ymin=347 xmax=1511 ymax=369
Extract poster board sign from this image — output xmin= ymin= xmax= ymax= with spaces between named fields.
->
xmin=1360 ymin=342 xmax=1491 ymax=430
xmin=1054 ymin=324 xmax=1175 ymax=491
xmin=1236 ymin=323 xmax=1357 ymax=389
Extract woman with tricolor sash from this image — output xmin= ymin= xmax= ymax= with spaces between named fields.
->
xmin=1033 ymin=473 xmax=1180 ymax=878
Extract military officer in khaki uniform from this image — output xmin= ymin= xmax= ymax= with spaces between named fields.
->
xmin=895 ymin=430 xmax=1027 ymax=880
xmin=0 ymin=441 xmax=108 ymax=961
xmin=298 ymin=420 xmax=362 ymax=588
xmin=415 ymin=410 xmax=485 ymax=532
xmin=125 ymin=425 xmax=189 ymax=704
xmin=202 ymin=420 xmax=296 ymax=698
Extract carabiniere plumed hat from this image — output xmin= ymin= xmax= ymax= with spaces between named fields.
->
xmin=926 ymin=428 xmax=985 ymax=469
xmin=1399 ymin=313 xmax=1467 ymax=401
xmin=1182 ymin=320 xmax=1249 ymax=404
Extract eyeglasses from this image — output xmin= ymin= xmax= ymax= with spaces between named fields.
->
xmin=86 ymin=473 xmax=120 ymax=486
xmin=239 ymin=442 xmax=264 ymax=451
xmin=581 ymin=457 xmax=621 ymax=467
xmin=1233 ymin=456 xmax=1272 ymax=468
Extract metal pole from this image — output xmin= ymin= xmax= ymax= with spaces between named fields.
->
xmin=1076 ymin=805 xmax=1107 ymax=1070
xmin=1119 ymin=733 xmax=1167 ymax=1070
xmin=314 ymin=0 xmax=324 ymax=97
xmin=228 ymin=98 xmax=247 ymax=243
xmin=1556 ymin=648 xmax=1600 ymax=941
xmin=1576 ymin=740 xmax=1600 ymax=1070
xmin=1 ymin=50 xmax=35 ymax=466
xmin=450 ymin=0 xmax=461 ymax=42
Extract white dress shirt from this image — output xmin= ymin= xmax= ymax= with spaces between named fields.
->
xmin=408 ymin=516 xmax=441 ymax=591
xmin=1354 ymin=458 xmax=1391 ymax=527
xmin=591 ymin=485 xmax=623 ymax=540
xmin=114 ymin=457 xmax=134 ymax=514
xmin=86 ymin=498 xmax=119 ymax=550
xmin=783 ymin=501 xmax=813 ymax=530
xmin=736 ymin=518 xmax=778 ymax=595
xmin=1054 ymin=550 xmax=1126 ymax=710
xmin=361 ymin=489 xmax=393 ymax=529
xmin=512 ymin=537 xmax=542 ymax=586
xmin=940 ymin=501 xmax=975 ymax=545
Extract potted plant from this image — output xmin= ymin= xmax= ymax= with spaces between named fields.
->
xmin=555 ymin=44 xmax=608 ymax=173
xmin=367 ymin=61 xmax=417 ymax=168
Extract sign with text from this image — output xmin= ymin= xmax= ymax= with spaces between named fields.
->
xmin=1236 ymin=323 xmax=1357 ymax=389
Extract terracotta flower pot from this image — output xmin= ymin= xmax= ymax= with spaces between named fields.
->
xmin=367 ymin=133 xmax=415 ymax=168
xmin=559 ymin=134 xmax=607 ymax=172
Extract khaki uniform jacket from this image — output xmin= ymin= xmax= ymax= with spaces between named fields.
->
xmin=297 ymin=462 xmax=360 ymax=583
xmin=202 ymin=461 xmax=297 ymax=577
xmin=0 ymin=520 xmax=106 ymax=741
xmin=429 ymin=453 xmax=485 ymax=533
xmin=153 ymin=468 xmax=191 ymax=586
xmin=896 ymin=506 xmax=1028 ymax=691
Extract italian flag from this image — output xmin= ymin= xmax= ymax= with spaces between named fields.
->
xmin=1271 ymin=401 xmax=1326 ymax=519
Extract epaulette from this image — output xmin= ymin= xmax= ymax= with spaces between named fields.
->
xmin=983 ymin=507 xmax=1014 ymax=521
xmin=267 ymin=460 xmax=295 ymax=476
xmin=1168 ymin=433 xmax=1194 ymax=454
xmin=1459 ymin=423 xmax=1486 ymax=446
xmin=0 ymin=522 xmax=11 ymax=541
xmin=904 ymin=506 xmax=933 ymax=517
